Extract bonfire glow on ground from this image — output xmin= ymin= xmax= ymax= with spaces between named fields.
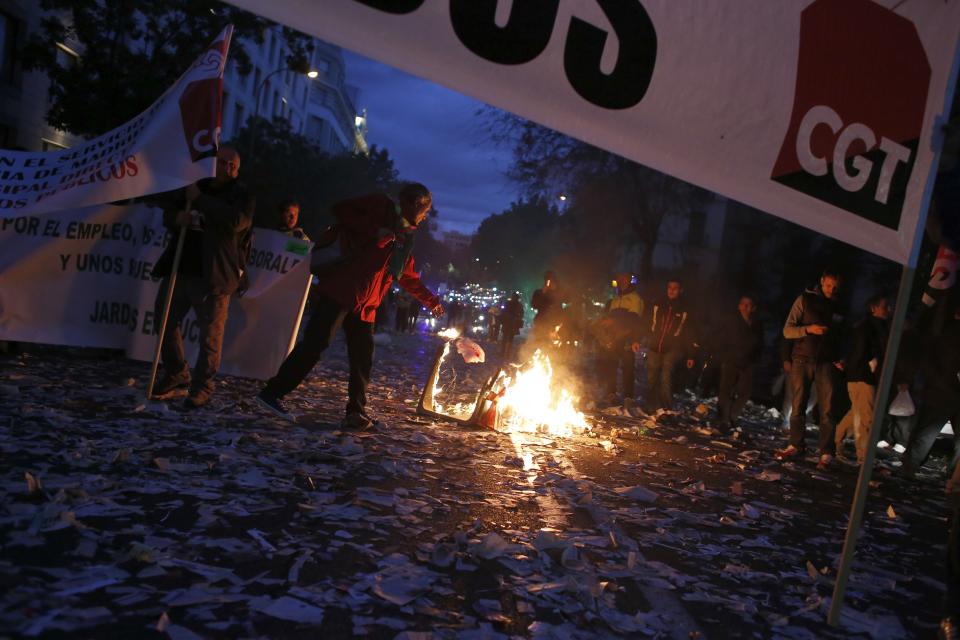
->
xmin=494 ymin=350 xmax=590 ymax=438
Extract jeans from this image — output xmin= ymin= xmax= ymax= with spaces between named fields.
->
xmin=646 ymin=350 xmax=682 ymax=410
xmin=263 ymin=295 xmax=374 ymax=415
xmin=902 ymin=398 xmax=960 ymax=475
xmin=718 ymin=362 xmax=754 ymax=424
xmin=156 ymin=276 xmax=230 ymax=396
xmin=788 ymin=360 xmax=837 ymax=454
xmin=834 ymin=381 xmax=875 ymax=461
xmin=598 ymin=344 xmax=637 ymax=398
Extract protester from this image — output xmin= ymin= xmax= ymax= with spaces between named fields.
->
xmin=834 ymin=294 xmax=890 ymax=463
xmin=500 ymin=292 xmax=524 ymax=360
xmin=151 ymin=146 xmax=254 ymax=408
xmin=901 ymin=298 xmax=960 ymax=477
xmin=257 ymin=183 xmax=444 ymax=427
xmin=595 ymin=273 xmax=645 ymax=405
xmin=645 ymin=278 xmax=697 ymax=412
xmin=531 ymin=270 xmax=564 ymax=343
xmin=273 ymin=198 xmax=309 ymax=240
xmin=776 ymin=269 xmax=844 ymax=469
xmin=715 ymin=294 xmax=763 ymax=434
xmin=394 ymin=291 xmax=411 ymax=333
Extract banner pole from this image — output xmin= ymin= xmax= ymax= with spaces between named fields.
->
xmin=828 ymin=31 xmax=960 ymax=626
xmin=827 ymin=264 xmax=915 ymax=626
xmin=287 ymin=271 xmax=313 ymax=355
xmin=146 ymin=208 xmax=191 ymax=399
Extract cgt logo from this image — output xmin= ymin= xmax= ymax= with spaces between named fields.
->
xmin=771 ymin=0 xmax=930 ymax=230
xmin=179 ymin=38 xmax=230 ymax=162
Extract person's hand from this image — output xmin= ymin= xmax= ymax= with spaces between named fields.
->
xmin=686 ymin=359 xmax=695 ymax=369
xmin=806 ymin=324 xmax=828 ymax=335
xmin=175 ymin=209 xmax=191 ymax=227
xmin=834 ymin=360 xmax=845 ymax=371
xmin=431 ymin=303 xmax=445 ymax=318
xmin=783 ymin=361 xmax=792 ymax=373
xmin=897 ymin=383 xmax=909 ymax=392
xmin=185 ymin=182 xmax=202 ymax=201
xmin=630 ymin=342 xmax=641 ymax=353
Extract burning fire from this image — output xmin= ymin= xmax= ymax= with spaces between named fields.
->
xmin=491 ymin=350 xmax=589 ymax=438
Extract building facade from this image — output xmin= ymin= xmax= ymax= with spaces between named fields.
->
xmin=0 ymin=5 xmax=365 ymax=157
xmin=0 ymin=0 xmax=82 ymax=151
xmin=221 ymin=31 xmax=367 ymax=156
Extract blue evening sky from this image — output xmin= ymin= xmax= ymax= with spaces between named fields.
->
xmin=342 ymin=51 xmax=520 ymax=236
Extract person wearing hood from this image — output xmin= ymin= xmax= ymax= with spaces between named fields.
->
xmin=595 ymin=273 xmax=645 ymax=405
xmin=716 ymin=294 xmax=764 ymax=434
xmin=834 ymin=294 xmax=890 ymax=463
xmin=645 ymin=278 xmax=697 ymax=412
xmin=776 ymin=269 xmax=845 ymax=468
xmin=257 ymin=183 xmax=444 ymax=428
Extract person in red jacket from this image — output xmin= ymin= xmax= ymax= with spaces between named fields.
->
xmin=257 ymin=183 xmax=444 ymax=427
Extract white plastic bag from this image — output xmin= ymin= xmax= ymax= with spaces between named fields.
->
xmin=888 ymin=389 xmax=915 ymax=417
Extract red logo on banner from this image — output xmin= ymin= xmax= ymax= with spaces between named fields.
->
xmin=179 ymin=36 xmax=229 ymax=162
xmin=771 ymin=0 xmax=930 ymax=230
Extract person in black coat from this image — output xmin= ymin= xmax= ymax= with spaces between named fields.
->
xmin=716 ymin=294 xmax=763 ymax=433
xmin=151 ymin=146 xmax=254 ymax=407
xmin=834 ymin=294 xmax=890 ymax=463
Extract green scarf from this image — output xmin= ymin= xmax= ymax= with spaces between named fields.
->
xmin=388 ymin=206 xmax=416 ymax=280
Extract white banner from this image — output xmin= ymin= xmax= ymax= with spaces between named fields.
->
xmin=0 ymin=203 xmax=312 ymax=381
xmin=0 ymin=27 xmax=233 ymax=216
xmin=224 ymin=1 xmax=960 ymax=265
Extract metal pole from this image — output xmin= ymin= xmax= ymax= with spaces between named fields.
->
xmin=827 ymin=264 xmax=915 ymax=626
xmin=146 ymin=207 xmax=191 ymax=399
xmin=828 ymin=29 xmax=960 ymax=626
xmin=287 ymin=269 xmax=313 ymax=355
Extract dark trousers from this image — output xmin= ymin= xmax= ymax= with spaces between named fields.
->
xmin=903 ymin=398 xmax=960 ymax=474
xmin=263 ymin=295 xmax=374 ymax=414
xmin=156 ymin=276 xmax=230 ymax=396
xmin=646 ymin=350 xmax=682 ymax=410
xmin=718 ymin=362 xmax=754 ymax=424
xmin=788 ymin=360 xmax=836 ymax=454
xmin=598 ymin=344 xmax=636 ymax=398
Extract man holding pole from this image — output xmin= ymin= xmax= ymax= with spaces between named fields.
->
xmin=151 ymin=146 xmax=255 ymax=408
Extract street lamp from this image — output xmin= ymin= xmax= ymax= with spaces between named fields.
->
xmin=247 ymin=59 xmax=318 ymax=157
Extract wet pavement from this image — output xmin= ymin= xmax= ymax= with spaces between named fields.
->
xmin=0 ymin=331 xmax=953 ymax=638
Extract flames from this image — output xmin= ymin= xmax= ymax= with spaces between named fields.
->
xmin=491 ymin=350 xmax=589 ymax=438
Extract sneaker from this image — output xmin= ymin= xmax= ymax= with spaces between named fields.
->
xmin=341 ymin=411 xmax=373 ymax=430
xmin=775 ymin=445 xmax=805 ymax=461
xmin=152 ymin=371 xmax=190 ymax=398
xmin=257 ymin=392 xmax=295 ymax=422
xmin=816 ymin=453 xmax=832 ymax=470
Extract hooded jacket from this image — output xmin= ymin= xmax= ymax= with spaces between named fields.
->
xmin=782 ymin=286 xmax=843 ymax=363
xmin=648 ymin=295 xmax=696 ymax=355
xmin=316 ymin=193 xmax=438 ymax=322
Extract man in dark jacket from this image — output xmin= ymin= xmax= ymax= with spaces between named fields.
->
xmin=531 ymin=271 xmax=564 ymax=344
xmin=716 ymin=294 xmax=763 ymax=433
xmin=645 ymin=279 xmax=697 ymax=411
xmin=902 ymin=299 xmax=960 ymax=476
xmin=834 ymin=294 xmax=890 ymax=463
xmin=151 ymin=146 xmax=254 ymax=407
xmin=596 ymin=273 xmax=645 ymax=404
xmin=500 ymin=292 xmax=524 ymax=360
xmin=776 ymin=269 xmax=844 ymax=468
xmin=257 ymin=183 xmax=443 ymax=428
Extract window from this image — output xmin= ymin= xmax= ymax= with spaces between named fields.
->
xmin=687 ymin=210 xmax=707 ymax=247
xmin=0 ymin=11 xmax=19 ymax=84
xmin=234 ymin=103 xmax=245 ymax=135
